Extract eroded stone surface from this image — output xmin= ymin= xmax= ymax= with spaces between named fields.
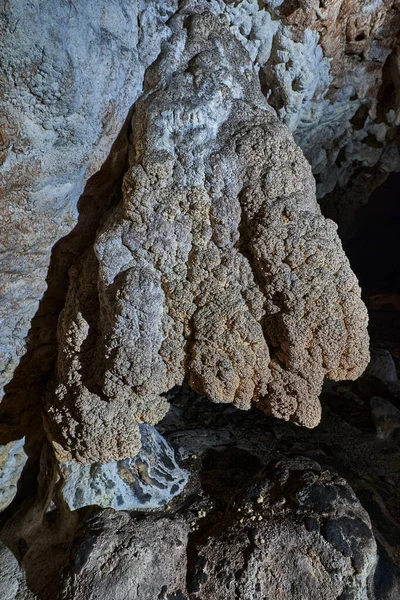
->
xmin=0 ymin=438 xmax=27 ymax=511
xmin=190 ymin=457 xmax=377 ymax=600
xmin=56 ymin=452 xmax=379 ymax=600
xmin=0 ymin=541 xmax=36 ymax=600
xmin=1 ymin=0 xmax=399 ymax=416
xmin=59 ymin=425 xmax=188 ymax=511
xmin=45 ymin=11 xmax=369 ymax=464
xmin=0 ymin=0 xmax=179 ymax=397
xmin=60 ymin=511 xmax=189 ymax=600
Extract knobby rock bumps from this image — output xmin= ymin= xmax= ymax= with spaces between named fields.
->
xmin=45 ymin=12 xmax=369 ymax=465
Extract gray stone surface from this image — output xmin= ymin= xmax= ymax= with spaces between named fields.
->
xmin=0 ymin=0 xmax=179 ymax=397
xmin=367 ymin=349 xmax=398 ymax=384
xmin=0 ymin=541 xmax=36 ymax=600
xmin=370 ymin=396 xmax=400 ymax=439
xmin=56 ymin=453 xmax=379 ymax=600
xmin=60 ymin=425 xmax=188 ymax=510
xmin=1 ymin=382 xmax=400 ymax=599
xmin=190 ymin=457 xmax=377 ymax=600
xmin=60 ymin=511 xmax=189 ymax=600
xmin=2 ymin=0 xmax=399 ymax=412
xmin=0 ymin=438 xmax=27 ymax=511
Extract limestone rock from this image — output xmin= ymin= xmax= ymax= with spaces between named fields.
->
xmin=60 ymin=511 xmax=189 ymax=600
xmin=203 ymin=0 xmax=400 ymax=231
xmin=367 ymin=349 xmax=398 ymax=384
xmin=0 ymin=0 xmax=179 ymax=397
xmin=0 ymin=438 xmax=27 ymax=511
xmin=57 ymin=454 xmax=378 ymax=600
xmin=45 ymin=11 xmax=369 ymax=464
xmin=370 ymin=396 xmax=400 ymax=440
xmin=59 ymin=424 xmax=188 ymax=511
xmin=0 ymin=541 xmax=36 ymax=600
xmin=191 ymin=457 xmax=377 ymax=599
xmin=1 ymin=0 xmax=399 ymax=411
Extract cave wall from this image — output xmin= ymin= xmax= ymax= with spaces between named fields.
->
xmin=1 ymin=0 xmax=399 ymax=403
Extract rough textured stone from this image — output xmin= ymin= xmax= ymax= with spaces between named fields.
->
xmin=2 ymin=375 xmax=400 ymax=599
xmin=0 ymin=438 xmax=27 ymax=511
xmin=190 ymin=457 xmax=377 ymax=600
xmin=56 ymin=453 xmax=378 ymax=600
xmin=60 ymin=511 xmax=189 ymax=600
xmin=1 ymin=0 xmax=399 ymax=413
xmin=370 ymin=396 xmax=400 ymax=439
xmin=0 ymin=541 xmax=36 ymax=600
xmin=0 ymin=0 xmax=179 ymax=397
xmin=59 ymin=424 xmax=188 ymax=510
xmin=44 ymin=11 xmax=369 ymax=464
xmin=213 ymin=0 xmax=400 ymax=232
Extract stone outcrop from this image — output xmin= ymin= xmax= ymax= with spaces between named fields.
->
xmin=2 ymin=0 xmax=398 ymax=417
xmin=190 ymin=457 xmax=377 ymax=600
xmin=59 ymin=425 xmax=188 ymax=511
xmin=56 ymin=456 xmax=378 ymax=600
xmin=60 ymin=512 xmax=189 ymax=600
xmin=214 ymin=0 xmax=400 ymax=232
xmin=44 ymin=11 xmax=369 ymax=465
xmin=2 ymin=367 xmax=400 ymax=600
xmin=1 ymin=3 xmax=400 ymax=599
xmin=0 ymin=438 xmax=27 ymax=512
xmin=0 ymin=0 xmax=179 ymax=398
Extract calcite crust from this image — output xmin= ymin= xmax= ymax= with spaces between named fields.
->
xmin=45 ymin=12 xmax=369 ymax=464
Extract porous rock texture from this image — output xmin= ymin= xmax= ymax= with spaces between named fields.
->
xmin=2 ymin=0 xmax=399 ymax=421
xmin=44 ymin=11 xmax=369 ymax=465
xmin=56 ymin=455 xmax=378 ymax=600
xmin=0 ymin=0 xmax=179 ymax=398
xmin=60 ymin=511 xmax=189 ymax=600
xmin=190 ymin=458 xmax=377 ymax=600
xmin=2 ymin=378 xmax=400 ymax=600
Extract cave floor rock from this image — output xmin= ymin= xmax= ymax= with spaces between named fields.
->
xmin=1 ymin=334 xmax=400 ymax=599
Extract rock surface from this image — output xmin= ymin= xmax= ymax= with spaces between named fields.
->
xmin=367 ymin=348 xmax=399 ymax=384
xmin=45 ymin=11 xmax=369 ymax=465
xmin=0 ymin=438 xmax=27 ymax=512
xmin=1 ymin=3 xmax=400 ymax=599
xmin=370 ymin=396 xmax=400 ymax=439
xmin=2 ymin=0 xmax=399 ymax=413
xmin=190 ymin=458 xmax=377 ymax=600
xmin=0 ymin=541 xmax=36 ymax=600
xmin=60 ymin=511 xmax=189 ymax=600
xmin=1 ymin=369 xmax=400 ymax=599
xmin=59 ymin=424 xmax=188 ymax=511
xmin=55 ymin=451 xmax=379 ymax=600
xmin=0 ymin=0 xmax=179 ymax=397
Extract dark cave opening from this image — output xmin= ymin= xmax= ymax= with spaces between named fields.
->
xmin=344 ymin=172 xmax=400 ymax=292
xmin=343 ymin=172 xmax=400 ymax=355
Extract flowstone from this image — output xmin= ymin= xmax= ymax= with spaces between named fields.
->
xmin=46 ymin=11 xmax=369 ymax=465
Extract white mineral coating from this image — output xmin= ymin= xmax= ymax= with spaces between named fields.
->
xmin=0 ymin=437 xmax=28 ymax=511
xmin=59 ymin=425 xmax=188 ymax=511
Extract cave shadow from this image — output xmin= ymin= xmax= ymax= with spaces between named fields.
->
xmin=344 ymin=171 xmax=400 ymax=293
